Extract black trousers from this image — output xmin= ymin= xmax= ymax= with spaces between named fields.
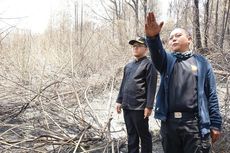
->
xmin=123 ymin=109 xmax=152 ymax=153
xmin=160 ymin=116 xmax=211 ymax=153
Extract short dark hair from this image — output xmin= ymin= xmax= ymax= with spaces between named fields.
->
xmin=171 ymin=28 xmax=192 ymax=38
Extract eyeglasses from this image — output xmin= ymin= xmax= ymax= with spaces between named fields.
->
xmin=133 ymin=44 xmax=146 ymax=48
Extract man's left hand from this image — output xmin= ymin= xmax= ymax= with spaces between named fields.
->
xmin=144 ymin=108 xmax=152 ymax=119
xmin=211 ymin=129 xmax=221 ymax=143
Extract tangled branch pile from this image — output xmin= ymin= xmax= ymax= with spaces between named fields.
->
xmin=206 ymin=52 xmax=230 ymax=153
xmin=0 ymin=56 xmax=126 ymax=152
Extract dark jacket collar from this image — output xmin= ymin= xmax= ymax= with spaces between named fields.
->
xmin=134 ymin=56 xmax=147 ymax=62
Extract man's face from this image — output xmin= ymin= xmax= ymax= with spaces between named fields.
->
xmin=132 ymin=42 xmax=147 ymax=58
xmin=168 ymin=28 xmax=192 ymax=52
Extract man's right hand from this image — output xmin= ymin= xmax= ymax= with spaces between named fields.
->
xmin=116 ymin=103 xmax=122 ymax=114
xmin=211 ymin=129 xmax=221 ymax=143
xmin=145 ymin=12 xmax=164 ymax=37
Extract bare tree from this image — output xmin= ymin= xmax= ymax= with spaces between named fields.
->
xmin=219 ymin=0 xmax=230 ymax=50
xmin=126 ymin=0 xmax=139 ymax=35
xmin=203 ymin=0 xmax=210 ymax=48
xmin=110 ymin=0 xmax=123 ymax=19
xmin=193 ymin=0 xmax=202 ymax=50
xmin=183 ymin=0 xmax=191 ymax=29
xmin=214 ymin=0 xmax=219 ymax=47
xmin=74 ymin=1 xmax=79 ymax=46
xmin=143 ymin=0 xmax=147 ymax=20
xmin=80 ymin=0 xmax=84 ymax=47
xmin=168 ymin=0 xmax=191 ymax=29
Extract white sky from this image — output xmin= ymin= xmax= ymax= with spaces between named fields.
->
xmin=0 ymin=0 xmax=169 ymax=33
xmin=0 ymin=0 xmax=61 ymax=33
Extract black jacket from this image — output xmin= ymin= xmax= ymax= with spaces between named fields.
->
xmin=116 ymin=56 xmax=157 ymax=110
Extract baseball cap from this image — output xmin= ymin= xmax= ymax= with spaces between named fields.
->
xmin=129 ymin=36 xmax=147 ymax=46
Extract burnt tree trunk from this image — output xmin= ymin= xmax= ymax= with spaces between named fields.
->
xmin=219 ymin=0 xmax=230 ymax=50
xmin=214 ymin=0 xmax=219 ymax=48
xmin=204 ymin=0 xmax=210 ymax=48
xmin=193 ymin=0 xmax=203 ymax=50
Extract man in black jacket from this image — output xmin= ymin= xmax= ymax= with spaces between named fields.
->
xmin=116 ymin=36 xmax=158 ymax=153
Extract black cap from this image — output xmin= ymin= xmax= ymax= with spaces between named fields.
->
xmin=129 ymin=36 xmax=147 ymax=46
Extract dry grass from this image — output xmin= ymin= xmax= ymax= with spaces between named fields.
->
xmin=0 ymin=20 xmax=131 ymax=152
xmin=0 ymin=4 xmax=229 ymax=152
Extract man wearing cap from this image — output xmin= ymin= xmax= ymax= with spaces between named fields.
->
xmin=145 ymin=12 xmax=222 ymax=153
xmin=116 ymin=36 xmax=158 ymax=153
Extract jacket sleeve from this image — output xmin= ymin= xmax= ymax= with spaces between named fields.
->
xmin=146 ymin=35 xmax=167 ymax=74
xmin=205 ymin=63 xmax=222 ymax=131
xmin=145 ymin=62 xmax=158 ymax=109
xmin=116 ymin=67 xmax=126 ymax=104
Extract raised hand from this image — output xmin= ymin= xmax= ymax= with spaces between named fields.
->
xmin=145 ymin=12 xmax=164 ymax=37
